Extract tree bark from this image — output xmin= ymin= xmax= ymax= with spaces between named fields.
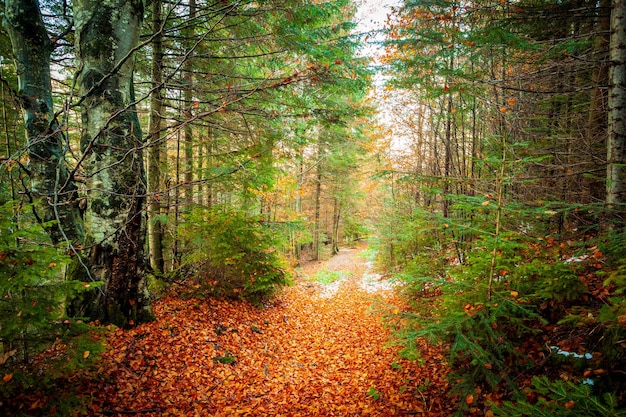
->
xmin=585 ymin=0 xmax=611 ymax=203
xmin=312 ymin=136 xmax=323 ymax=262
xmin=331 ymin=196 xmax=340 ymax=255
xmin=74 ymin=0 xmax=153 ymax=326
xmin=607 ymin=0 xmax=626 ymax=221
xmin=4 ymin=0 xmax=84 ymax=245
xmin=183 ymin=0 xmax=196 ymax=208
xmin=147 ymin=0 xmax=165 ymax=274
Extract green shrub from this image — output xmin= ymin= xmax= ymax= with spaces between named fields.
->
xmin=179 ymin=206 xmax=291 ymax=304
xmin=395 ymin=257 xmax=544 ymax=402
xmin=493 ymin=376 xmax=626 ymax=417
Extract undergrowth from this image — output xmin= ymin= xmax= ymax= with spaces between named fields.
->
xmin=176 ymin=205 xmax=292 ymax=305
xmin=0 ymin=201 xmax=105 ymax=416
xmin=376 ymin=196 xmax=626 ymax=415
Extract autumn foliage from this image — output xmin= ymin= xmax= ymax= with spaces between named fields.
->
xmin=0 ymin=247 xmax=453 ymax=415
xmin=69 ymin=247 xmax=453 ymax=416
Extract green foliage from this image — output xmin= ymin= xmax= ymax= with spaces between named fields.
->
xmin=213 ymin=350 xmax=237 ymax=365
xmin=378 ymin=180 xmax=604 ymax=411
xmin=378 ymin=185 xmax=626 ymax=413
xmin=0 ymin=201 xmax=105 ymax=413
xmin=366 ymin=386 xmax=381 ymax=400
xmin=395 ymin=253 xmax=544 ymax=400
xmin=179 ymin=206 xmax=291 ymax=304
xmin=520 ymin=260 xmax=586 ymax=302
xmin=493 ymin=376 xmax=626 ymax=417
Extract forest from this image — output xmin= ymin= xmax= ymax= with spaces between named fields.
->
xmin=0 ymin=0 xmax=625 ymax=415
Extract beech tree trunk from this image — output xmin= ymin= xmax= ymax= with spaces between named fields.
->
xmin=4 ymin=0 xmax=84 ymax=245
xmin=607 ymin=0 xmax=626 ymax=220
xmin=74 ymin=0 xmax=152 ymax=326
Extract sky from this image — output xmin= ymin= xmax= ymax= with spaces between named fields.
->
xmin=354 ymin=0 xmax=400 ymax=60
xmin=353 ymin=0 xmax=414 ymax=155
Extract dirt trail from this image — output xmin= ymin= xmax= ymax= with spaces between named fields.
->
xmin=80 ymin=245 xmax=452 ymax=416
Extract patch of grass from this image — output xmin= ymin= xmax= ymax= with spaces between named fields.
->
xmin=312 ymin=269 xmax=344 ymax=284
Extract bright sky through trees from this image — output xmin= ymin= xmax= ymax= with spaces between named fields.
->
xmin=355 ymin=0 xmax=399 ymax=60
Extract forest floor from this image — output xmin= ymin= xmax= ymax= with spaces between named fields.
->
xmin=77 ymin=243 xmax=455 ymax=416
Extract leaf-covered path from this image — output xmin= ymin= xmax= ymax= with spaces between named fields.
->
xmin=83 ymin=245 xmax=452 ymax=416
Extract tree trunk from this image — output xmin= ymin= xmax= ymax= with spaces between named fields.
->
xmin=331 ymin=197 xmax=340 ymax=255
xmin=147 ymin=0 xmax=165 ymax=274
xmin=312 ymin=137 xmax=323 ymax=261
xmin=294 ymin=152 xmax=304 ymax=262
xmin=183 ymin=0 xmax=196 ymax=209
xmin=4 ymin=0 xmax=84 ymax=245
xmin=74 ymin=0 xmax=153 ymax=327
xmin=607 ymin=0 xmax=626 ymax=221
xmin=585 ymin=0 xmax=611 ymax=203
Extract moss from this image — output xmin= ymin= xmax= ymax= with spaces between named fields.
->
xmin=80 ymin=69 xmax=107 ymax=94
xmin=137 ymin=305 xmax=156 ymax=323
xmin=81 ymin=7 xmax=114 ymax=61
xmin=106 ymin=301 xmax=128 ymax=328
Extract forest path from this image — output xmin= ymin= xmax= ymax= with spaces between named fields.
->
xmin=83 ymin=245 xmax=452 ymax=416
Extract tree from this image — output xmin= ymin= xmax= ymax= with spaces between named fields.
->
xmin=607 ymin=0 xmax=626 ymax=221
xmin=73 ymin=0 xmax=153 ymax=326
xmin=147 ymin=0 xmax=165 ymax=274
xmin=4 ymin=0 xmax=154 ymax=327
xmin=4 ymin=0 xmax=84 ymax=244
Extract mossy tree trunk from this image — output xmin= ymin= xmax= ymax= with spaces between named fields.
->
xmin=73 ymin=0 xmax=153 ymax=327
xmin=4 ymin=0 xmax=84 ymax=245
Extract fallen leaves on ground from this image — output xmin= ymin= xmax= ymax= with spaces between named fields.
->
xmin=79 ymin=247 xmax=453 ymax=416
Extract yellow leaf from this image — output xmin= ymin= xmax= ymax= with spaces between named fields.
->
xmin=83 ymin=351 xmax=90 ymax=359
xmin=510 ymin=291 xmax=519 ymax=297
xmin=482 ymin=200 xmax=490 ymax=206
